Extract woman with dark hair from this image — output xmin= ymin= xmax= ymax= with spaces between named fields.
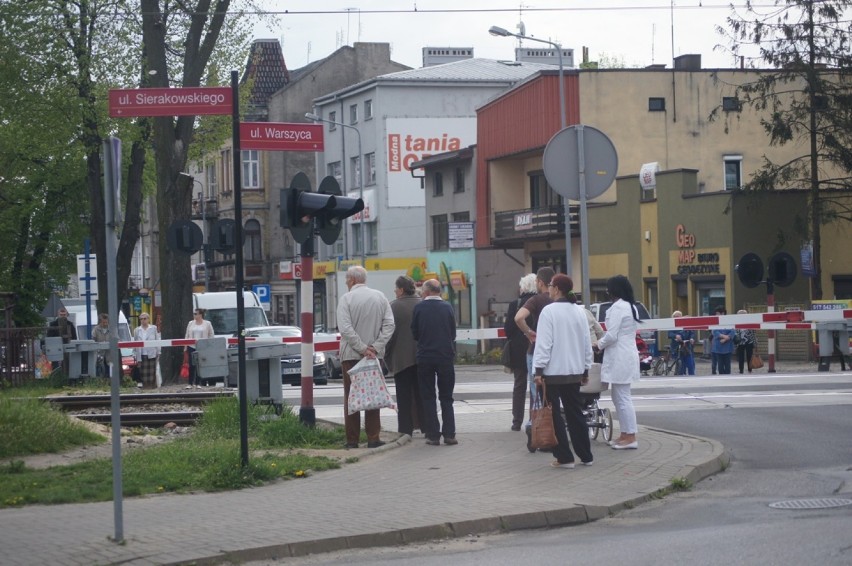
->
xmin=532 ymin=274 xmax=594 ymax=468
xmin=595 ymin=275 xmax=641 ymax=449
xmin=385 ymin=275 xmax=423 ymax=436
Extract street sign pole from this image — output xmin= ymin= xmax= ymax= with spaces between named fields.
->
xmin=231 ymin=71 xmax=250 ymax=468
xmin=299 ymin=236 xmax=316 ymax=426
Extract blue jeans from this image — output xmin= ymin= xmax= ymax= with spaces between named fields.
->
xmin=677 ymin=354 xmax=695 ymax=375
xmin=417 ymin=360 xmax=456 ymax=440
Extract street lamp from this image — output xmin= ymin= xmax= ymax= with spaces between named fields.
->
xmin=489 ymin=25 xmax=573 ymax=282
xmin=305 ymin=111 xmax=365 ymax=266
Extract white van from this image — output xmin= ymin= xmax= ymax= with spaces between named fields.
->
xmin=192 ymin=291 xmax=269 ymax=337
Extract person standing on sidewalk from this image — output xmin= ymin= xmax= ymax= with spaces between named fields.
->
xmin=734 ymin=309 xmax=757 ymax=373
xmin=411 ymin=279 xmax=457 ymax=446
xmin=184 ymin=309 xmax=213 ymax=389
xmin=385 ymin=275 xmax=423 ymax=437
xmin=92 ymin=313 xmax=113 ymax=379
xmin=513 ymin=268 xmax=555 ymax=411
xmin=503 ymin=273 xmax=537 ymax=431
xmin=712 ymin=323 xmax=735 ymax=375
xmin=668 ymin=311 xmax=696 ymax=376
xmin=337 ymin=266 xmax=395 ymax=449
xmin=596 ymin=275 xmax=642 ymax=450
xmin=134 ymin=313 xmax=160 ymax=389
xmin=532 ymin=274 xmax=594 ymax=469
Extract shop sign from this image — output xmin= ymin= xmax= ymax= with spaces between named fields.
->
xmin=448 ymin=222 xmax=474 ymax=248
xmin=450 ymin=270 xmax=467 ymax=290
xmin=514 ymin=212 xmax=533 ymax=231
xmin=675 ymin=224 xmax=721 ymax=275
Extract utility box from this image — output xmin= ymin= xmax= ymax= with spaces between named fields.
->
xmin=66 ymin=340 xmax=103 ymax=379
xmin=195 ymin=337 xmax=229 ymax=379
xmin=228 ymin=343 xmax=289 ymax=407
xmin=44 ymin=337 xmax=65 ymax=362
xmin=816 ymin=322 xmax=851 ymax=371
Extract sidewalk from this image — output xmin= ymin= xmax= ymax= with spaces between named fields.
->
xmin=0 ymin=410 xmax=727 ymax=566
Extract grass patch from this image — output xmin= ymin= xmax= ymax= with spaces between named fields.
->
xmin=0 ymin=397 xmax=105 ymax=459
xmin=0 ymin=397 xmax=345 ymax=508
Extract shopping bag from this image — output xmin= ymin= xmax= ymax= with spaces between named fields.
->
xmin=347 ymin=356 xmax=396 ymax=415
xmin=750 ymin=352 xmax=764 ymax=369
xmin=179 ymin=350 xmax=190 ymax=379
xmin=530 ymin=385 xmax=558 ymax=450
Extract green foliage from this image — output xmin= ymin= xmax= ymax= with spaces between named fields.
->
xmin=0 ymin=397 xmax=106 ymax=459
xmin=0 ymin=395 xmax=345 ymax=507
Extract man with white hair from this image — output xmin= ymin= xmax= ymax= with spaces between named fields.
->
xmin=337 ymin=265 xmax=395 ymax=449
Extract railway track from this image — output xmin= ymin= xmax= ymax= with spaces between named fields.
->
xmin=45 ymin=391 xmax=235 ymax=427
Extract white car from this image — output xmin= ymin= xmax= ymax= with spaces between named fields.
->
xmin=242 ymin=326 xmax=332 ymax=386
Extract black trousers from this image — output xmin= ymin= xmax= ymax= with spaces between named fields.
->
xmin=546 ymin=381 xmax=593 ymax=465
xmin=393 ymin=365 xmax=422 ymax=435
xmin=417 ymin=360 xmax=456 ymax=441
xmin=736 ymin=344 xmax=754 ymax=373
xmin=511 ymin=365 xmax=528 ymax=427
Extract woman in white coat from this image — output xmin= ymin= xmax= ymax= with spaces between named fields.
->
xmin=595 ymin=275 xmax=641 ymax=449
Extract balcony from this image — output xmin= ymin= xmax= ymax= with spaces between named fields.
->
xmin=191 ymin=198 xmax=219 ymax=220
xmin=492 ymin=205 xmax=579 ymax=247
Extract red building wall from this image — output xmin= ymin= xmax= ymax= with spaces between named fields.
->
xmin=475 ymin=71 xmax=581 ymax=246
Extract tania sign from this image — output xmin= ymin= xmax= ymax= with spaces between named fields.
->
xmin=240 ymin=123 xmax=324 ymax=152
xmin=109 ymin=87 xmax=232 ymax=117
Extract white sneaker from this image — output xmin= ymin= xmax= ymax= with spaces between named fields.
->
xmin=185 ymin=385 xmax=192 ymax=389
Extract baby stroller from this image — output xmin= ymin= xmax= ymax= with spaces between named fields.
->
xmin=580 ymin=363 xmax=613 ymax=442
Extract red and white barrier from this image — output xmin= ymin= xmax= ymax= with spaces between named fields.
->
xmin=116 ymin=308 xmax=851 ymax=352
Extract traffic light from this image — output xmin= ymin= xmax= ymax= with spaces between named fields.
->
xmin=735 ymin=252 xmax=764 ymax=288
xmin=209 ymin=218 xmax=237 ymax=253
xmin=166 ymin=220 xmax=203 ymax=254
xmin=280 ymin=172 xmax=337 ymax=244
xmin=316 ymin=176 xmax=364 ymax=245
xmin=768 ymin=252 xmax=797 ymax=287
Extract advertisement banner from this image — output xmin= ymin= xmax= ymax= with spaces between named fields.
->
xmin=385 ymin=118 xmax=476 ymax=207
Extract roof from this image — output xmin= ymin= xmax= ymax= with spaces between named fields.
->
xmin=315 ymin=58 xmax=560 ymax=103
xmin=240 ymin=39 xmax=290 ymax=113
xmin=410 ymin=145 xmax=476 ymax=170
xmin=378 ymin=58 xmax=557 ymax=82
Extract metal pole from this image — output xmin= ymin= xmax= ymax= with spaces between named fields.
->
xmin=299 ymin=237 xmax=316 ymax=426
xmin=102 ymin=137 xmax=124 ymax=543
xmin=354 ymin=126 xmax=365 ymax=266
xmin=231 ymin=70 xmax=249 ymax=467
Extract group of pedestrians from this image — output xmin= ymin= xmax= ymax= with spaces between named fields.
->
xmin=338 ymin=266 xmax=457 ymax=449
xmin=506 ymin=268 xmax=644 ymax=469
xmin=669 ymin=306 xmax=758 ymax=375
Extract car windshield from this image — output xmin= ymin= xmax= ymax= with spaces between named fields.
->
xmin=207 ymin=308 xmax=269 ymax=335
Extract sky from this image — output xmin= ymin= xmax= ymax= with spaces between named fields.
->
xmin=251 ymin=1 xmax=762 ymax=71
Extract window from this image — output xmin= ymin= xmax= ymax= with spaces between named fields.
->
xmin=327 ymin=161 xmax=342 ymax=185
xmin=244 ymin=219 xmax=261 ymax=261
xmin=220 ymin=149 xmax=232 ymax=194
xmin=206 ymin=162 xmax=217 ymax=196
xmin=351 ymin=156 xmax=361 ymax=188
xmin=352 ymin=222 xmax=378 ymax=255
xmin=365 ymin=152 xmax=376 ymax=185
xmin=328 ymin=111 xmax=336 ymax=130
xmin=648 ymin=97 xmax=666 ymax=111
xmin=722 ymin=96 xmax=741 ymax=112
xmin=431 ymin=214 xmax=448 ymax=250
xmin=724 ymin=155 xmax=743 ymax=190
xmin=833 ymin=276 xmax=852 ymax=299
xmin=364 ymin=99 xmax=373 ymax=120
xmin=349 ymin=104 xmax=358 ymax=124
xmin=454 ymin=167 xmax=465 ymax=193
xmin=452 ymin=211 xmax=470 ymax=222
xmin=529 ymin=172 xmax=562 ymax=208
xmin=451 ymin=287 xmax=472 ymax=328
xmin=241 ymin=150 xmax=260 ymax=189
xmin=433 ymin=172 xmax=444 ymax=197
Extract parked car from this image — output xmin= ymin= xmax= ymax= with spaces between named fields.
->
xmin=313 ymin=326 xmax=342 ymax=379
xmin=590 ymin=301 xmax=656 ymax=347
xmin=242 ymin=326 xmax=330 ymax=386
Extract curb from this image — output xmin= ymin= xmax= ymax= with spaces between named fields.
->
xmin=167 ymin=429 xmax=729 ymax=566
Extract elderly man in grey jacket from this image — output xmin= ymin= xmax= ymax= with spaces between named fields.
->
xmin=337 ymin=265 xmax=395 ymax=449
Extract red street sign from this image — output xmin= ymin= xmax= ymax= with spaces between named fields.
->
xmin=240 ymin=122 xmax=324 ymax=151
xmin=109 ymin=87 xmax=232 ymax=117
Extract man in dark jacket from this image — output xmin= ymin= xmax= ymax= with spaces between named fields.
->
xmin=411 ymin=279 xmax=457 ymax=446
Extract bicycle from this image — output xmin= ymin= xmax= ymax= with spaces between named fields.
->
xmin=654 ymin=345 xmax=684 ymax=376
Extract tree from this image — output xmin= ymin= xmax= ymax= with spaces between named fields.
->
xmin=716 ymin=0 xmax=852 ymax=300
xmin=139 ymin=0 xmax=255 ymax=381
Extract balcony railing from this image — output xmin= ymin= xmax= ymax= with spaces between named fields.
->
xmin=191 ymin=198 xmax=219 ymax=220
xmin=493 ymin=205 xmax=579 ymax=245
